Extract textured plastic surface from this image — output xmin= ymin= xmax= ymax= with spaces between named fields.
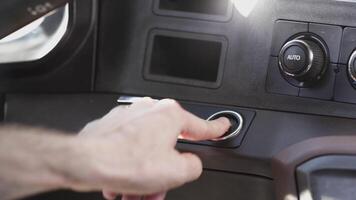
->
xmin=334 ymin=65 xmax=356 ymax=104
xmin=266 ymin=57 xmax=299 ymax=96
xmin=271 ymin=20 xmax=308 ymax=56
xmin=299 ymin=64 xmax=336 ymax=100
xmin=340 ymin=27 xmax=356 ymax=65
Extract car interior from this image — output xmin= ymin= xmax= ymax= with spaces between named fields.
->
xmin=2 ymin=0 xmax=356 ymax=200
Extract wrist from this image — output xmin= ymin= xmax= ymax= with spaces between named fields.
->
xmin=61 ymin=137 xmax=131 ymax=194
xmin=51 ymin=137 xmax=121 ymax=192
xmin=47 ymin=136 xmax=97 ymax=192
xmin=0 ymin=126 xmax=79 ymax=199
xmin=36 ymin=133 xmax=81 ymax=192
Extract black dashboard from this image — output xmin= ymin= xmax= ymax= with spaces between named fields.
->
xmin=2 ymin=0 xmax=356 ymax=200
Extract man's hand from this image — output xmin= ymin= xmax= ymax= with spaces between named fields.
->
xmin=78 ymin=98 xmax=230 ymax=200
xmin=0 ymin=98 xmax=230 ymax=200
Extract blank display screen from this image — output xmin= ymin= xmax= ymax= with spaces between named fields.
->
xmin=159 ymin=0 xmax=229 ymax=16
xmin=149 ymin=35 xmax=222 ymax=83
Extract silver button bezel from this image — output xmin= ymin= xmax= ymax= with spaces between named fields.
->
xmin=279 ymin=39 xmax=314 ymax=77
xmin=207 ymin=110 xmax=244 ymax=141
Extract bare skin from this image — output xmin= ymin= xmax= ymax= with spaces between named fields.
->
xmin=0 ymin=98 xmax=230 ymax=200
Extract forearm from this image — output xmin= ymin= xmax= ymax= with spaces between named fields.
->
xmin=0 ymin=99 xmax=229 ymax=200
xmin=0 ymin=123 xmax=160 ymax=200
xmin=0 ymin=125 xmax=80 ymax=200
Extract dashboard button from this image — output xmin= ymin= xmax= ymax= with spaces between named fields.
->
xmin=282 ymin=45 xmax=307 ymax=74
xmin=207 ymin=110 xmax=243 ymax=141
xmin=278 ymin=34 xmax=329 ymax=87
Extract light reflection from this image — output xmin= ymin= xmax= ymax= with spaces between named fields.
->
xmin=300 ymin=189 xmax=339 ymax=200
xmin=231 ymin=0 xmax=259 ymax=17
xmin=0 ymin=4 xmax=69 ymax=64
xmin=300 ymin=189 xmax=313 ymax=200
xmin=321 ymin=196 xmax=337 ymax=200
xmin=335 ymin=0 xmax=356 ymax=3
xmin=0 ymin=18 xmax=45 ymax=43
xmin=284 ymin=194 xmax=298 ymax=200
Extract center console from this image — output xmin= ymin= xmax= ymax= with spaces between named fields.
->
xmin=267 ymin=20 xmax=356 ymax=105
xmin=2 ymin=0 xmax=356 ymax=200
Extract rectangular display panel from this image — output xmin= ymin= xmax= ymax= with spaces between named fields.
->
xmin=144 ymin=29 xmax=227 ymax=88
xmin=159 ymin=0 xmax=230 ymax=15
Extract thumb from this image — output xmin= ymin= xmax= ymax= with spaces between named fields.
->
xmin=175 ymin=153 xmax=203 ymax=184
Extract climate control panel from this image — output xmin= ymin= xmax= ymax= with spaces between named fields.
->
xmin=267 ymin=20 xmax=356 ymax=104
xmin=279 ymin=34 xmax=329 ymax=87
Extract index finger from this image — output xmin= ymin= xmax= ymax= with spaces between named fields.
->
xmin=179 ymin=110 xmax=231 ymax=141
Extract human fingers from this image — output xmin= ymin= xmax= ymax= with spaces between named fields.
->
xmin=179 ymin=113 xmax=231 ymax=141
xmin=169 ymin=152 xmax=203 ymax=186
xmin=152 ymin=99 xmax=230 ymax=141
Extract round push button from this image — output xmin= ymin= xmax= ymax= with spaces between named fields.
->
xmin=282 ymin=45 xmax=307 ymax=74
xmin=207 ymin=111 xmax=243 ymax=142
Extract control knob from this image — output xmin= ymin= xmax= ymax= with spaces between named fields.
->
xmin=278 ymin=34 xmax=329 ymax=87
